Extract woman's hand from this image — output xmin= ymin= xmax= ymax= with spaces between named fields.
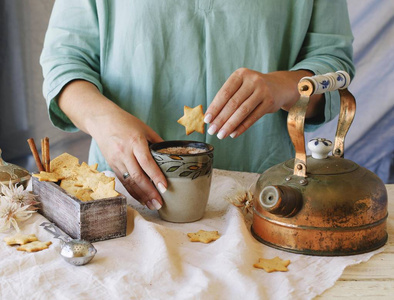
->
xmin=204 ymin=68 xmax=324 ymax=139
xmin=58 ymin=80 xmax=167 ymax=210
xmin=90 ymin=108 xmax=166 ymax=210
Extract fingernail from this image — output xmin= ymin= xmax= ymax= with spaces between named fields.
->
xmin=208 ymin=124 xmax=217 ymax=135
xmin=217 ymin=129 xmax=226 ymax=140
xmin=230 ymin=132 xmax=237 ymax=138
xmin=157 ymin=182 xmax=167 ymax=194
xmin=146 ymin=200 xmax=155 ymax=210
xmin=151 ymin=199 xmax=162 ymax=210
xmin=204 ymin=114 xmax=212 ymax=124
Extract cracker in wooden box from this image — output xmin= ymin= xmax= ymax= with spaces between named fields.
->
xmin=32 ymin=153 xmax=127 ymax=242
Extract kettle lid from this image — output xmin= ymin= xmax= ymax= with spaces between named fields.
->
xmin=284 ymin=137 xmax=359 ymax=175
xmin=284 ymin=156 xmax=358 ymax=175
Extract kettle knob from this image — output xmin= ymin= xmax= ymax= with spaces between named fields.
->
xmin=308 ymin=138 xmax=333 ymax=159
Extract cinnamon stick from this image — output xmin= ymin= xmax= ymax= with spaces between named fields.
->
xmin=27 ymin=138 xmax=45 ymax=172
xmin=41 ymin=138 xmax=46 ymax=170
xmin=44 ymin=137 xmax=50 ymax=172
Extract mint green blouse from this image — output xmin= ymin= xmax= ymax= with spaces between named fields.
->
xmin=40 ymin=0 xmax=354 ymax=173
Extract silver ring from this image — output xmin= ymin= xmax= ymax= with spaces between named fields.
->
xmin=122 ymin=172 xmax=130 ymax=180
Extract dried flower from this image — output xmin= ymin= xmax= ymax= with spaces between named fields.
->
xmin=0 ymin=197 xmax=36 ymax=232
xmin=0 ymin=181 xmax=39 ymax=232
xmin=0 ymin=181 xmax=39 ymax=210
xmin=224 ymin=181 xmax=254 ymax=216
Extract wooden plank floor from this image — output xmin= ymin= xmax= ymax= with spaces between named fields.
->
xmin=317 ymin=185 xmax=394 ymax=299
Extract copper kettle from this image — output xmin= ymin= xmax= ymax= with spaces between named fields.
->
xmin=251 ymin=72 xmax=388 ymax=256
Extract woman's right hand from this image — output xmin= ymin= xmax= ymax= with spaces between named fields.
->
xmin=58 ymin=80 xmax=167 ymax=210
xmin=91 ymin=107 xmax=167 ymax=210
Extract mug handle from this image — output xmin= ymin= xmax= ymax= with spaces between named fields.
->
xmin=287 ymin=71 xmax=356 ymax=177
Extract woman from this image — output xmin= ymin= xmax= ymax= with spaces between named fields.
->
xmin=40 ymin=0 xmax=354 ymax=210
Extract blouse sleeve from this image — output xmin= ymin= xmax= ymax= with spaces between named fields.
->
xmin=40 ymin=0 xmax=102 ymax=132
xmin=290 ymin=0 xmax=355 ymax=130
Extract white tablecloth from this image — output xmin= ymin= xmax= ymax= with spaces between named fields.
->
xmin=0 ymin=169 xmax=384 ymax=300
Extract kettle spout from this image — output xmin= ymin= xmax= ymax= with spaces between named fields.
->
xmin=258 ymin=185 xmax=302 ymax=217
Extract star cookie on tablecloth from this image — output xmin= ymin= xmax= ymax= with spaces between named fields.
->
xmin=4 ymin=233 xmax=38 ymax=245
xmin=187 ymin=230 xmax=220 ymax=243
xmin=177 ymin=105 xmax=205 ymax=135
xmin=253 ymin=256 xmax=291 ymax=273
xmin=16 ymin=240 xmax=52 ymax=252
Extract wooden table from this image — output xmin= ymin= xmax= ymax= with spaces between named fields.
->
xmin=317 ymin=184 xmax=394 ymax=299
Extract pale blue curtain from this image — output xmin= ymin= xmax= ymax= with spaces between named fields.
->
xmin=305 ymin=0 xmax=394 ymax=183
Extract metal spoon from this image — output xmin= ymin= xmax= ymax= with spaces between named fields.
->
xmin=40 ymin=222 xmax=97 ymax=266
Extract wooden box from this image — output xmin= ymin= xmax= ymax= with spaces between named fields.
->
xmin=32 ymin=176 xmax=127 ymax=242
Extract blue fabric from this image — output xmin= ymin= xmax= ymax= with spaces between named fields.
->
xmin=346 ymin=107 xmax=394 ymax=183
xmin=305 ymin=0 xmax=394 ymax=183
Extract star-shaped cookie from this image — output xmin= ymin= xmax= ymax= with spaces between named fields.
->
xmin=253 ymin=256 xmax=291 ymax=273
xmin=16 ymin=240 xmax=52 ymax=252
xmin=90 ymin=180 xmax=119 ymax=200
xmin=187 ymin=230 xmax=220 ymax=243
xmin=177 ymin=105 xmax=205 ymax=135
xmin=4 ymin=233 xmax=38 ymax=245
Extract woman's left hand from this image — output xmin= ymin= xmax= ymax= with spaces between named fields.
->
xmin=204 ymin=68 xmax=320 ymax=139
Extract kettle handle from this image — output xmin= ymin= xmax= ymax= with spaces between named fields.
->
xmin=288 ymin=71 xmax=356 ymax=177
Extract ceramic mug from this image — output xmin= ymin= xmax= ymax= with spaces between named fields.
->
xmin=150 ymin=140 xmax=214 ymax=223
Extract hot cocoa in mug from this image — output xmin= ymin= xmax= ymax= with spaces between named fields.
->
xmin=150 ymin=141 xmax=214 ymax=223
